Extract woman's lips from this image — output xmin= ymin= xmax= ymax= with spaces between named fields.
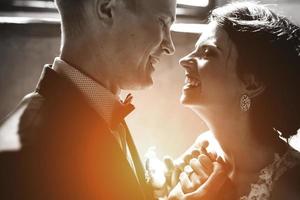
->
xmin=184 ymin=74 xmax=201 ymax=89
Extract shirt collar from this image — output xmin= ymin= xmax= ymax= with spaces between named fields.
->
xmin=52 ymin=57 xmax=134 ymax=129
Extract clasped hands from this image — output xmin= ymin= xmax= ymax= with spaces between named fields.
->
xmin=146 ymin=141 xmax=229 ymax=200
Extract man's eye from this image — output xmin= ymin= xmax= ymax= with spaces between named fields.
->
xmin=159 ymin=18 xmax=166 ymax=28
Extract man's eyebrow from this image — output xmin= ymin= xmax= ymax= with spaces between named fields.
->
xmin=162 ymin=14 xmax=175 ymax=24
xmin=170 ymin=16 xmax=175 ymax=23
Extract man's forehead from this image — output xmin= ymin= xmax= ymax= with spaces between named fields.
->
xmin=144 ymin=0 xmax=176 ymax=20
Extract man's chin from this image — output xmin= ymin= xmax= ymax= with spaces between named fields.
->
xmin=120 ymin=78 xmax=154 ymax=90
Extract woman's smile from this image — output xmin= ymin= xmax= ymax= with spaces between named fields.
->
xmin=183 ymin=73 xmax=201 ymax=90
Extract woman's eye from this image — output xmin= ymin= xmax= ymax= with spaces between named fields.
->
xmin=202 ymin=47 xmax=215 ymax=58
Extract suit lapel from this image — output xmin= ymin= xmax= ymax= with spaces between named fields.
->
xmin=35 ymin=66 xmax=149 ymax=199
xmin=123 ymin=122 xmax=154 ymax=200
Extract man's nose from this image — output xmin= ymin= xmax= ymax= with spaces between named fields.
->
xmin=161 ymin=33 xmax=175 ymax=55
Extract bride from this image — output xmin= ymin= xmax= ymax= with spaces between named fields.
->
xmin=168 ymin=1 xmax=300 ymax=200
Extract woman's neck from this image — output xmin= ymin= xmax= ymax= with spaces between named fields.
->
xmin=201 ymin=111 xmax=287 ymax=175
xmin=205 ymin=114 xmax=287 ymax=198
xmin=220 ymin=128 xmax=284 ymax=172
xmin=208 ymin=112 xmax=287 ymax=197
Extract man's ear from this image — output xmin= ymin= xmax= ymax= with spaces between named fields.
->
xmin=96 ymin=0 xmax=115 ymax=22
xmin=242 ymin=73 xmax=266 ymax=98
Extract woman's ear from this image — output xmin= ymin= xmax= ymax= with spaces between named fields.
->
xmin=242 ymin=74 xmax=266 ymax=98
xmin=96 ymin=0 xmax=116 ymax=23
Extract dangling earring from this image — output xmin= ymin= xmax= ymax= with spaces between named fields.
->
xmin=240 ymin=94 xmax=251 ymax=112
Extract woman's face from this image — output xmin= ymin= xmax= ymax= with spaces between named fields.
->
xmin=180 ymin=22 xmax=242 ymax=113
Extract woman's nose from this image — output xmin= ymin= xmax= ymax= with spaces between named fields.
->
xmin=179 ymin=55 xmax=196 ymax=69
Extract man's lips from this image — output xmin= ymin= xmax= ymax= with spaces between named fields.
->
xmin=149 ymin=55 xmax=160 ymax=65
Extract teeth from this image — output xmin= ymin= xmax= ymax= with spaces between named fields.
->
xmin=185 ymin=76 xmax=200 ymax=88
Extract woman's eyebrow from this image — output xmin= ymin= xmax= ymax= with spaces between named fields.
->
xmin=195 ymin=35 xmax=219 ymax=47
xmin=195 ymin=42 xmax=223 ymax=53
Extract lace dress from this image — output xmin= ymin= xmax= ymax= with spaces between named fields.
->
xmin=240 ymin=147 xmax=300 ymax=200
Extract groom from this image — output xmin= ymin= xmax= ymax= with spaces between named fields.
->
xmin=0 ymin=0 xmax=176 ymax=199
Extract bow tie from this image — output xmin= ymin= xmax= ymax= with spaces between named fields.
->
xmin=111 ymin=93 xmax=135 ymax=129
xmin=122 ymin=93 xmax=133 ymax=105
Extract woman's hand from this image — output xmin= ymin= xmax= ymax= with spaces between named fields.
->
xmin=145 ymin=139 xmax=224 ymax=199
xmin=165 ymin=140 xmax=216 ymax=189
xmin=145 ymin=141 xmax=214 ymax=199
xmin=168 ymin=157 xmax=228 ymax=200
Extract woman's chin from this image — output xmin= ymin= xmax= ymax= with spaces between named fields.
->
xmin=180 ymin=87 xmax=203 ymax=105
xmin=180 ymin=94 xmax=200 ymax=106
xmin=180 ymin=84 xmax=203 ymax=105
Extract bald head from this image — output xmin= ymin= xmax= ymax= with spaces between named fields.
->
xmin=55 ymin=0 xmax=139 ymax=38
xmin=55 ymin=0 xmax=89 ymax=38
xmin=55 ymin=0 xmax=88 ymax=19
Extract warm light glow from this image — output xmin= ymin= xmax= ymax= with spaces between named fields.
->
xmin=145 ymin=147 xmax=167 ymax=188
xmin=177 ymin=0 xmax=209 ymax=7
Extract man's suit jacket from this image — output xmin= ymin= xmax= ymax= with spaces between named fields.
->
xmin=0 ymin=66 xmax=154 ymax=200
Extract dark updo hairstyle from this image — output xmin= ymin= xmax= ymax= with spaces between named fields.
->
xmin=209 ymin=1 xmax=300 ymax=139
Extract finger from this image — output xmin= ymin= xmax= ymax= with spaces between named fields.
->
xmin=195 ymin=140 xmax=209 ymax=149
xmin=124 ymin=93 xmax=133 ymax=104
xmin=191 ymin=149 xmax=201 ymax=158
xmin=168 ymin=183 xmax=184 ymax=200
xmin=205 ymin=162 xmax=228 ymax=190
xmin=217 ymin=156 xmax=226 ymax=165
xmin=200 ymin=146 xmax=208 ymax=156
xmin=145 ymin=158 xmax=152 ymax=183
xmin=179 ymin=172 xmax=194 ymax=194
xmin=189 ymin=172 xmax=202 ymax=188
xmin=184 ymin=166 xmax=202 ymax=190
xmin=164 ymin=156 xmax=175 ymax=171
xmin=145 ymin=158 xmax=150 ymax=170
xmin=164 ymin=156 xmax=175 ymax=186
xmin=183 ymin=166 xmax=203 ymax=191
xmin=183 ymin=148 xmax=201 ymax=166
xmin=183 ymin=154 xmax=192 ymax=165
xmin=208 ymin=151 xmax=217 ymax=161
xmin=189 ymin=158 xmax=208 ymax=182
xmin=184 ymin=165 xmax=193 ymax=176
xmin=175 ymin=160 xmax=186 ymax=172
xmin=194 ymin=162 xmax=228 ymax=196
xmin=198 ymin=154 xmax=213 ymax=175
xmin=171 ymin=167 xmax=182 ymax=188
